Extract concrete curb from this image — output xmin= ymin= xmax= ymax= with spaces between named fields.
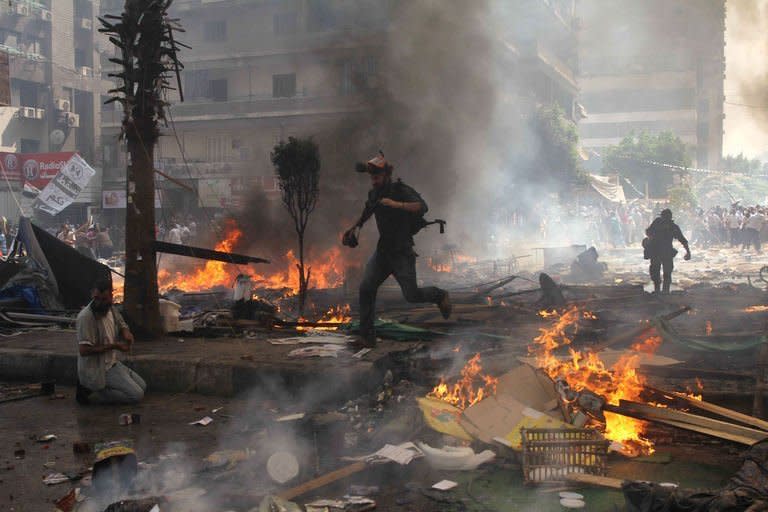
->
xmin=0 ymin=349 xmax=377 ymax=400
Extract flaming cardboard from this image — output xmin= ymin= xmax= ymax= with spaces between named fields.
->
xmin=458 ymin=365 xmax=567 ymax=447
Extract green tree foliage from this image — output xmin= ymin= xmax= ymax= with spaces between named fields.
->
xmin=668 ymin=185 xmax=698 ymax=212
xmin=722 ymin=153 xmax=764 ymax=175
xmin=604 ymin=131 xmax=691 ymax=198
xmin=272 ymin=137 xmax=321 ymax=315
xmin=530 ymin=104 xmax=585 ymax=188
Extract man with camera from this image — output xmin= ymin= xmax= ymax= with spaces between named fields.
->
xmin=343 ymin=153 xmax=451 ymax=348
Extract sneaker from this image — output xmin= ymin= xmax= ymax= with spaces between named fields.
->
xmin=438 ymin=291 xmax=452 ymax=320
xmin=351 ymin=335 xmax=376 ymax=350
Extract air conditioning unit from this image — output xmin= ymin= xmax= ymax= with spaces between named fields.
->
xmin=14 ymin=3 xmax=30 ymax=16
xmin=39 ymin=9 xmax=52 ymax=21
xmin=19 ymin=107 xmax=36 ymax=119
xmin=80 ymin=18 xmax=93 ymax=30
xmin=65 ymin=112 xmax=80 ymax=128
xmin=54 ymin=99 xmax=71 ymax=112
xmin=35 ymin=108 xmax=45 ymax=119
xmin=79 ymin=66 xmax=93 ymax=77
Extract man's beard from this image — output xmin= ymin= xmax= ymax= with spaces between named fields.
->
xmin=90 ymin=301 xmax=111 ymax=316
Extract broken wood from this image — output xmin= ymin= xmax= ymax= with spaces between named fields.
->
xmin=277 ymin=461 xmax=367 ymax=501
xmin=664 ymin=390 xmax=768 ymax=432
xmin=564 ymin=473 xmax=624 ymax=489
xmin=605 ymin=400 xmax=768 ymax=445
xmin=592 ymin=306 xmax=690 ymax=352
xmin=152 ymin=241 xmax=270 ymax=265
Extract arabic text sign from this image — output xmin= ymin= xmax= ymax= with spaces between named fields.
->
xmin=34 ymin=154 xmax=95 ymax=215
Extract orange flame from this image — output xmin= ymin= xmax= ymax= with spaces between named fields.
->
xmin=530 ymin=306 xmax=658 ymax=455
xmin=297 ymin=304 xmax=352 ymax=332
xmin=705 ymin=321 xmax=713 ymax=336
xmin=745 ymin=305 xmax=768 ymax=313
xmin=429 ymin=354 xmax=499 ymax=410
xmin=156 ymin=220 xmax=345 ymax=294
xmin=538 ymin=309 xmax=559 ymax=318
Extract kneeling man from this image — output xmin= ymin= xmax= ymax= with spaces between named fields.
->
xmin=76 ymin=278 xmax=146 ymax=404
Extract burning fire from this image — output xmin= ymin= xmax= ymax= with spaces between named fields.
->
xmin=530 ymin=306 xmax=660 ymax=455
xmin=429 ymin=354 xmax=499 ymax=410
xmin=705 ymin=320 xmax=713 ymax=336
xmin=428 ymin=253 xmax=477 ymax=273
xmin=538 ymin=309 xmax=559 ymax=318
xmin=297 ymin=304 xmax=352 ymax=331
xmin=745 ymin=305 xmax=768 ymax=313
xmin=157 ymin=221 xmax=345 ymax=294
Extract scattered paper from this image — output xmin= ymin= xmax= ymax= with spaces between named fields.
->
xmin=371 ymin=442 xmax=422 ymax=465
xmin=149 ymin=506 xmax=160 ymax=512
xmin=271 ymin=333 xmax=353 ymax=345
xmin=43 ymin=472 xmax=70 ymax=485
xmin=432 ymin=480 xmax=458 ymax=491
xmin=37 ymin=434 xmax=57 ymax=443
xmin=189 ymin=416 xmax=213 ymax=426
xmin=276 ymin=413 xmax=305 ymax=422
xmin=352 ymin=348 xmax=371 ymax=359
xmin=212 ymin=407 xmax=223 ymax=414
xmin=288 ymin=345 xmax=346 ymax=358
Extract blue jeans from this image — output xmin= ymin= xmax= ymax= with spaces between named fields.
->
xmin=359 ymin=249 xmax=444 ymax=340
xmin=88 ymin=361 xmax=146 ymax=404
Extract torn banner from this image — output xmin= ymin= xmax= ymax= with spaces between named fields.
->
xmin=33 ymin=154 xmax=95 ymax=215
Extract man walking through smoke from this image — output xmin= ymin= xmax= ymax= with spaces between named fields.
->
xmin=343 ymin=153 xmax=451 ymax=347
xmin=643 ymin=209 xmax=691 ymax=294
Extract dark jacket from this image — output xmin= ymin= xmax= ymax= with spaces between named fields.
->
xmin=645 ymin=217 xmax=689 ymax=259
xmin=366 ymin=179 xmax=427 ymax=253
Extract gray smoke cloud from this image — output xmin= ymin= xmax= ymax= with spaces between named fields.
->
xmin=724 ymin=0 xmax=768 ymax=158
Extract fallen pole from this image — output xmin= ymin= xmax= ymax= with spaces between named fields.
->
xmin=152 ymin=241 xmax=270 ymax=265
xmin=661 ymin=389 xmax=768 ymax=432
xmin=278 ymin=461 xmax=367 ymax=501
xmin=592 ymin=306 xmax=690 ymax=352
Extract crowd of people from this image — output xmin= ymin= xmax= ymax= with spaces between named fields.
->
xmin=54 ymin=221 xmax=116 ymax=260
xmin=491 ymin=201 xmax=767 ymax=255
xmin=686 ymin=205 xmax=767 ymax=253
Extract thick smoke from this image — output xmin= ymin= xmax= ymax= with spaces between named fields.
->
xmin=725 ymin=0 xmax=768 ymax=158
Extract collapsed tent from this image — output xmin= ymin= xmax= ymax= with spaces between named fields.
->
xmin=588 ymin=173 xmax=626 ymax=203
xmin=0 ymin=216 xmax=111 ymax=311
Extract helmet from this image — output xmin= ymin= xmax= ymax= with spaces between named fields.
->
xmin=660 ymin=209 xmax=672 ymax=220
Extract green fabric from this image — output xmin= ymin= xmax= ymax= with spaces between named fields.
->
xmin=654 ymin=318 xmax=767 ymax=352
xmin=342 ymin=320 xmax=442 ymax=341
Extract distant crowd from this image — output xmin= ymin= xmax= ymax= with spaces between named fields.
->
xmin=684 ymin=204 xmax=767 ymax=253
xmin=54 ymin=221 xmax=117 ymax=260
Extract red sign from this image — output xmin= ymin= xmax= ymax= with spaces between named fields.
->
xmin=0 ymin=152 xmax=77 ymax=189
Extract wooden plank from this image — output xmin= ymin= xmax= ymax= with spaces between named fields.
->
xmin=667 ymin=391 xmax=768 ymax=432
xmin=564 ymin=473 xmax=624 ymax=490
xmin=606 ymin=401 xmax=767 ymax=443
xmin=655 ymin=418 xmax=759 ymax=446
xmin=277 ymin=461 xmax=368 ymax=501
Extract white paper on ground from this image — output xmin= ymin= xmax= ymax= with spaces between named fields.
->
xmin=432 ymin=480 xmax=458 ymax=491
xmin=189 ymin=416 xmax=213 ymax=426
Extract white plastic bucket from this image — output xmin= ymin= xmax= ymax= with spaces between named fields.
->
xmin=233 ymin=275 xmax=253 ymax=301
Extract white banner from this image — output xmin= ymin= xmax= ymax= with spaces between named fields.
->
xmin=34 ymin=154 xmax=96 ymax=215
xmin=102 ymin=189 xmax=163 ymax=209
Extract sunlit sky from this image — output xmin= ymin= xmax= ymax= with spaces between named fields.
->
xmin=723 ymin=0 xmax=768 ymax=159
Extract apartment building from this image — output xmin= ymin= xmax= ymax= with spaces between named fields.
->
xmin=0 ymin=0 xmax=106 ymax=221
xmin=99 ymin=0 xmax=580 ymax=216
xmin=577 ymin=0 xmax=725 ymax=169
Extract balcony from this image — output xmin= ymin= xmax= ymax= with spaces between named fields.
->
xmin=101 ymin=93 xmax=374 ymax=127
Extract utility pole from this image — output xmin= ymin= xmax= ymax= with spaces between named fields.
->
xmin=99 ymin=0 xmax=185 ymax=338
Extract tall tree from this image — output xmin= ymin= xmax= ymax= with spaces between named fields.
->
xmin=604 ymin=131 xmax=691 ymax=198
xmin=99 ymin=0 xmax=185 ymax=337
xmin=272 ymin=137 xmax=321 ymax=315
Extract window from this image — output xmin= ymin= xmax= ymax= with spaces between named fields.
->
xmin=307 ymin=0 xmax=336 ymax=31
xmin=274 ymin=12 xmax=298 ymax=34
xmin=20 ymin=138 xmax=40 ymax=153
xmin=208 ymin=79 xmax=228 ymax=102
xmin=18 ymin=82 xmax=38 ymax=107
xmin=74 ymin=48 xmax=88 ymax=69
xmin=273 ymin=74 xmax=296 ymax=98
xmin=185 ymin=70 xmax=209 ymax=100
xmin=203 ymin=21 xmax=227 ymax=42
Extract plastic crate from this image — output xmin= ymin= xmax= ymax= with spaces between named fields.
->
xmin=521 ymin=428 xmax=609 ymax=484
